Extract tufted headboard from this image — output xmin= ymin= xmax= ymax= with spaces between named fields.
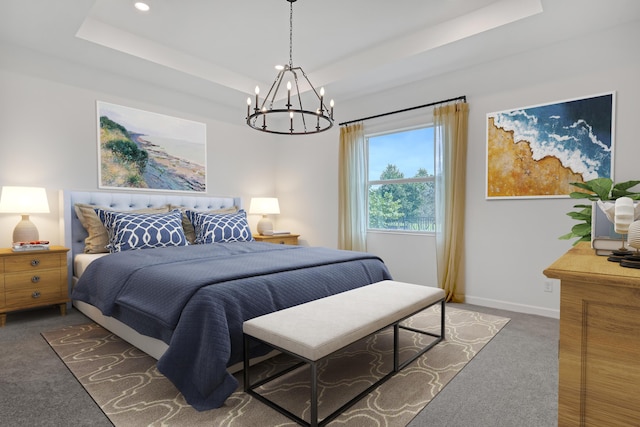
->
xmin=59 ymin=190 xmax=242 ymax=287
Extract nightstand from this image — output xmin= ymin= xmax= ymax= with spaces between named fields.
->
xmin=0 ymin=246 xmax=70 ymax=327
xmin=253 ymin=234 xmax=300 ymax=245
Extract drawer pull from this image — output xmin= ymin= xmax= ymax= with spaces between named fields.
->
xmin=31 ymin=259 xmax=40 ymax=267
xmin=31 ymin=275 xmax=41 ymax=283
xmin=32 ymin=291 xmax=41 ymax=299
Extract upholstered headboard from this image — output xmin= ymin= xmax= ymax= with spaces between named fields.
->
xmin=59 ymin=190 xmax=242 ymax=288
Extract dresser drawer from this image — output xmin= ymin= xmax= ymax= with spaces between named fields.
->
xmin=4 ymin=253 xmax=63 ymax=273
xmin=4 ymin=278 xmax=61 ymax=309
xmin=4 ymin=269 xmax=62 ymax=290
xmin=253 ymin=234 xmax=300 ymax=245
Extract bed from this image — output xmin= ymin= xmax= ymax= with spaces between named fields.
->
xmin=61 ymin=190 xmax=392 ymax=411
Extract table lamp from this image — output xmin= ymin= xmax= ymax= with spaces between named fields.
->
xmin=0 ymin=186 xmax=50 ymax=242
xmin=249 ymin=197 xmax=280 ymax=235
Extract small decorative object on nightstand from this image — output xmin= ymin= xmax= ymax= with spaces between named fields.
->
xmin=608 ymin=197 xmax=635 ymax=262
xmin=0 ymin=245 xmax=70 ymax=327
xmin=253 ymin=234 xmax=299 ymax=245
xmin=621 ymin=220 xmax=640 ymax=268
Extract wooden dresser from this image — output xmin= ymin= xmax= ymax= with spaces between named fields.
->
xmin=0 ymin=246 xmax=69 ymax=327
xmin=544 ymin=242 xmax=640 ymax=426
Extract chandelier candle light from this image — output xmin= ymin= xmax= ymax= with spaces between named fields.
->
xmin=246 ymin=0 xmax=334 ymax=135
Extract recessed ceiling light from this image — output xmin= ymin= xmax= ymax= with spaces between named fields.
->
xmin=134 ymin=2 xmax=150 ymax=12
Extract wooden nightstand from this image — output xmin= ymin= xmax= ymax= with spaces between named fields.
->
xmin=253 ymin=234 xmax=299 ymax=245
xmin=0 ymin=245 xmax=70 ymax=327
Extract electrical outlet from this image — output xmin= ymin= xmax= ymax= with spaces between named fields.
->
xmin=544 ymin=281 xmax=553 ymax=293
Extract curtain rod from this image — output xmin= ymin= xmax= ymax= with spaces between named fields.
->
xmin=338 ymin=95 xmax=467 ymax=127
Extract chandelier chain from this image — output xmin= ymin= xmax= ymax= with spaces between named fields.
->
xmin=289 ymin=0 xmax=293 ymax=68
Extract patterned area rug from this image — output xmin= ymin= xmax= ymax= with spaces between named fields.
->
xmin=42 ymin=306 xmax=509 ymax=426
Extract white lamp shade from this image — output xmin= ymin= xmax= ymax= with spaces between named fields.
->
xmin=0 ymin=186 xmax=50 ymax=214
xmin=249 ymin=197 xmax=280 ymax=215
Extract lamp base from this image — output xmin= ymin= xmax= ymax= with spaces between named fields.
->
xmin=256 ymin=216 xmax=274 ymax=236
xmin=12 ymin=214 xmax=39 ymax=242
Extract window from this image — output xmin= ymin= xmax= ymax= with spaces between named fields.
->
xmin=367 ymin=126 xmax=435 ymax=232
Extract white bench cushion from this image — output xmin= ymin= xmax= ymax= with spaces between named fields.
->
xmin=243 ymin=280 xmax=445 ymax=361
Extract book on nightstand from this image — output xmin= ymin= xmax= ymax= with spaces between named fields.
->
xmin=12 ymin=241 xmax=50 ymax=251
xmin=262 ymin=230 xmax=290 ymax=236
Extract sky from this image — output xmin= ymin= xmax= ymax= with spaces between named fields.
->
xmin=368 ymin=127 xmax=434 ymax=179
xmin=97 ymin=101 xmax=206 ymax=144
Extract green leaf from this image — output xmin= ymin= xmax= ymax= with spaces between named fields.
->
xmin=586 ymin=177 xmax=614 ymax=200
xmin=569 ymin=191 xmax=596 ymax=199
xmin=571 ymin=222 xmax=591 ymax=236
xmin=612 ymin=180 xmax=640 ymax=192
xmin=567 ymin=211 xmax=591 ymax=221
xmin=569 ymin=181 xmax=595 ymax=192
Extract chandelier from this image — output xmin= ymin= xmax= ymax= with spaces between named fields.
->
xmin=245 ymin=0 xmax=334 ymax=135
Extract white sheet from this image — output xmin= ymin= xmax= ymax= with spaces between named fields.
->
xmin=74 ymin=253 xmax=108 ymax=278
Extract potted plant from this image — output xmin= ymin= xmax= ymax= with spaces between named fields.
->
xmin=559 ymin=178 xmax=640 ymax=245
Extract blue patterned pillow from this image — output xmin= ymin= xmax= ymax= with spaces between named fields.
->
xmin=96 ymin=209 xmax=188 ymax=253
xmin=186 ymin=209 xmax=253 ymax=244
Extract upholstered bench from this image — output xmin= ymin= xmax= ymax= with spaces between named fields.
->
xmin=243 ymin=280 xmax=446 ymax=427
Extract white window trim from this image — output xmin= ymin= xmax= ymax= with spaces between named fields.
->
xmin=365 ymin=122 xmax=435 ymax=235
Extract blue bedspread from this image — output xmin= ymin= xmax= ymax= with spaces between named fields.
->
xmin=72 ymin=242 xmax=391 ymax=410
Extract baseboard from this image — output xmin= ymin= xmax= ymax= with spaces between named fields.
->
xmin=464 ymin=296 xmax=560 ymax=319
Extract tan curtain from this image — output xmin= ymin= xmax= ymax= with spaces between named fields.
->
xmin=338 ymin=123 xmax=367 ymax=251
xmin=434 ymin=102 xmax=469 ymax=302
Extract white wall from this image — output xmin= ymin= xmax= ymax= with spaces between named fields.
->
xmin=2 ymin=20 xmax=639 ymax=318
xmin=0 ymin=44 xmax=278 ymax=246
xmin=277 ymin=20 xmax=640 ymax=318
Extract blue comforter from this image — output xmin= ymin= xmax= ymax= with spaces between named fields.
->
xmin=72 ymin=242 xmax=391 ymax=410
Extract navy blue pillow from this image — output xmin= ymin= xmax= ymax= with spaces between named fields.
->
xmin=186 ymin=209 xmax=253 ymax=244
xmin=96 ymin=209 xmax=188 ymax=253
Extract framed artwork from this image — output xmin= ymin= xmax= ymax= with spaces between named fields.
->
xmin=97 ymin=101 xmax=207 ymax=192
xmin=486 ymin=92 xmax=615 ymax=199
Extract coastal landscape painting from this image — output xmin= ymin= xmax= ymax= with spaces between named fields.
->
xmin=97 ymin=101 xmax=206 ymax=192
xmin=486 ymin=92 xmax=614 ymax=199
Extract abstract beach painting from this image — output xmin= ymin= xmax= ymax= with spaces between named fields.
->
xmin=97 ymin=101 xmax=206 ymax=192
xmin=486 ymin=92 xmax=614 ymax=199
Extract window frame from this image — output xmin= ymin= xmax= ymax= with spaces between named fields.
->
xmin=365 ymin=123 xmax=435 ymax=235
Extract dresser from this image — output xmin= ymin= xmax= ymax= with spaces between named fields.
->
xmin=0 ymin=246 xmax=70 ymax=326
xmin=544 ymin=242 xmax=640 ymax=426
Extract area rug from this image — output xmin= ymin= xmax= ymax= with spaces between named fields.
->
xmin=42 ymin=306 xmax=509 ymax=426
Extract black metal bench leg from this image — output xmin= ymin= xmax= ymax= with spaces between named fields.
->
xmin=441 ymin=299 xmax=446 ymax=339
xmin=393 ymin=323 xmax=400 ymax=372
xmin=311 ymin=361 xmax=318 ymax=427
xmin=243 ymin=334 xmax=250 ymax=391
